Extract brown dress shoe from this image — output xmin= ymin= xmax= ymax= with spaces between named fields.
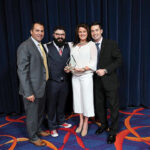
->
xmin=38 ymin=131 xmax=50 ymax=136
xmin=30 ymin=139 xmax=46 ymax=146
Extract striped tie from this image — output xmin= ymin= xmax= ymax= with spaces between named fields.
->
xmin=39 ymin=43 xmax=49 ymax=80
xmin=59 ymin=49 xmax=63 ymax=56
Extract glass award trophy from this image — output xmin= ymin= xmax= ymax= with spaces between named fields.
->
xmin=65 ymin=55 xmax=77 ymax=71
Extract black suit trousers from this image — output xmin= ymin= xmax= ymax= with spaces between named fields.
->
xmin=94 ymin=76 xmax=119 ymax=135
xmin=46 ymin=79 xmax=69 ymax=130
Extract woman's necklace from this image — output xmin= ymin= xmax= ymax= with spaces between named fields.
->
xmin=78 ymin=41 xmax=88 ymax=47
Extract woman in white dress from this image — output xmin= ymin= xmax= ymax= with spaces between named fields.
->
xmin=65 ymin=24 xmax=97 ymax=136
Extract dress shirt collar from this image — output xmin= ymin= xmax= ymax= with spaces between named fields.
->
xmin=31 ymin=36 xmax=41 ymax=47
xmin=31 ymin=36 xmax=44 ymax=57
xmin=95 ymin=37 xmax=103 ymax=46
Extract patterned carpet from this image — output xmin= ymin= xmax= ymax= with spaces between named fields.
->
xmin=0 ymin=107 xmax=150 ymax=150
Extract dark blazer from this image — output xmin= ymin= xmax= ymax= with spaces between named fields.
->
xmin=96 ymin=39 xmax=122 ymax=90
xmin=17 ymin=38 xmax=47 ymax=98
xmin=47 ymin=42 xmax=70 ymax=82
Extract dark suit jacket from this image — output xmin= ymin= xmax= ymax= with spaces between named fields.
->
xmin=47 ymin=42 xmax=70 ymax=82
xmin=96 ymin=39 xmax=122 ymax=90
xmin=17 ymin=38 xmax=47 ymax=98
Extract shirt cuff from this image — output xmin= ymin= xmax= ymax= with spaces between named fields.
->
xmin=104 ymin=69 xmax=108 ymax=74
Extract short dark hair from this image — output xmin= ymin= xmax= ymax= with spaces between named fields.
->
xmin=73 ymin=23 xmax=91 ymax=46
xmin=90 ymin=22 xmax=103 ymax=29
xmin=53 ymin=26 xmax=66 ymax=33
xmin=31 ymin=21 xmax=44 ymax=30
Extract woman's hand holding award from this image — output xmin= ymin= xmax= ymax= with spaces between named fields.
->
xmin=64 ymin=55 xmax=77 ymax=72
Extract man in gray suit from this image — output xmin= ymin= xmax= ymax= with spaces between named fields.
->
xmin=17 ymin=22 xmax=50 ymax=146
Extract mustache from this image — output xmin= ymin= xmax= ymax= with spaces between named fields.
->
xmin=53 ymin=37 xmax=66 ymax=47
xmin=57 ymin=38 xmax=64 ymax=40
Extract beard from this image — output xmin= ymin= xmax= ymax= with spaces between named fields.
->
xmin=53 ymin=37 xmax=66 ymax=47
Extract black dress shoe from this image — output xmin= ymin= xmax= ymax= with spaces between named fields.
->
xmin=107 ymin=134 xmax=116 ymax=144
xmin=95 ymin=127 xmax=106 ymax=135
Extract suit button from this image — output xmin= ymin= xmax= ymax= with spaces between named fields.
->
xmin=60 ymin=77 xmax=64 ymax=81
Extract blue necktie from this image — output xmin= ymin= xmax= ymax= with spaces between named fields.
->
xmin=96 ymin=43 xmax=101 ymax=67
xmin=96 ymin=43 xmax=100 ymax=54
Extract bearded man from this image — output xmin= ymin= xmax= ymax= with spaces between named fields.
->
xmin=46 ymin=26 xmax=72 ymax=137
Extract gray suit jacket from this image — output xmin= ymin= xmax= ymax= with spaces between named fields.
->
xmin=17 ymin=38 xmax=47 ymax=98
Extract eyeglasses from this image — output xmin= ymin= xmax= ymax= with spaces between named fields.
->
xmin=54 ymin=33 xmax=65 ymax=36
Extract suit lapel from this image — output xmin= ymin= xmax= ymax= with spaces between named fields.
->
xmin=28 ymin=38 xmax=43 ymax=62
xmin=100 ymin=39 xmax=105 ymax=56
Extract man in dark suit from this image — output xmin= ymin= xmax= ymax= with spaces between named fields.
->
xmin=46 ymin=26 xmax=72 ymax=137
xmin=17 ymin=22 xmax=50 ymax=146
xmin=91 ymin=22 xmax=122 ymax=144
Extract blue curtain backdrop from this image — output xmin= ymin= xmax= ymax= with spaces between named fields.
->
xmin=0 ymin=0 xmax=150 ymax=113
